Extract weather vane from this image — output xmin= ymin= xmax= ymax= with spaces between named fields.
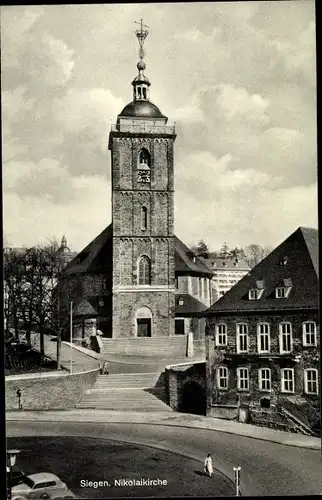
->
xmin=135 ymin=19 xmax=149 ymax=60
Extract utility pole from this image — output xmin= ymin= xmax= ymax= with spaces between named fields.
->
xmin=70 ymin=301 xmax=73 ymax=374
xmin=233 ymin=466 xmax=241 ymax=496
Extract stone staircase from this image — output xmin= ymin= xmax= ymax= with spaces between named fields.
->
xmin=76 ymin=372 xmax=172 ymax=412
xmin=101 ymin=336 xmax=187 ymax=358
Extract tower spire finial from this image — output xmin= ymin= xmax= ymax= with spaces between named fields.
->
xmin=135 ymin=19 xmax=149 ymax=61
xmin=132 ymin=19 xmax=151 ymax=102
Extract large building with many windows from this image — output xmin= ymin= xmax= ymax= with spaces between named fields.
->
xmin=200 ymin=255 xmax=250 ymax=301
xmin=204 ymin=227 xmax=319 ymax=434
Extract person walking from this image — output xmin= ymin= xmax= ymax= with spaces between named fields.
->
xmin=204 ymin=453 xmax=213 ymax=478
xmin=102 ymin=360 xmax=109 ymax=375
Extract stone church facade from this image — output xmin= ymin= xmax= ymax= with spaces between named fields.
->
xmin=59 ymin=27 xmax=213 ymax=345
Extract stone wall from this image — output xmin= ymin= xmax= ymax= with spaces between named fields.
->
xmin=112 ymin=291 xmax=175 ymax=337
xmin=206 ymin=311 xmax=320 ymax=356
xmin=206 ymin=310 xmax=320 ymax=432
xmin=5 ymin=369 xmax=99 ymax=411
xmin=166 ymin=362 xmax=206 ymax=411
xmin=208 ymin=405 xmax=238 ymax=420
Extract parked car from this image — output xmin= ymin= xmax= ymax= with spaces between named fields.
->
xmin=7 ymin=467 xmax=26 ymax=487
xmin=11 ymin=472 xmax=75 ymax=499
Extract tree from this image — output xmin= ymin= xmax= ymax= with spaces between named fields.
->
xmin=219 ymin=241 xmax=230 ymax=259
xmin=191 ymin=239 xmax=210 ymax=258
xmin=241 ymin=244 xmax=272 ymax=268
xmin=3 ymin=239 xmax=70 ymax=370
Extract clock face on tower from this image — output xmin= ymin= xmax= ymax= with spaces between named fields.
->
xmin=137 ymin=169 xmax=151 ymax=183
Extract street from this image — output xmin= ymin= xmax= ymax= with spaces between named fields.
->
xmin=7 ymin=420 xmax=322 ymax=497
xmin=7 ymin=436 xmax=234 ymax=498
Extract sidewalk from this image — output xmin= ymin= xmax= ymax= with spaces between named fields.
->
xmin=31 ymin=333 xmax=99 ymax=373
xmin=6 ymin=409 xmax=320 ymax=450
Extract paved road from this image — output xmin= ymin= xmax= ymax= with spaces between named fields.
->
xmin=7 ymin=420 xmax=322 ymax=497
xmin=30 ymin=333 xmax=98 ymax=373
xmin=7 ymin=436 xmax=234 ymax=498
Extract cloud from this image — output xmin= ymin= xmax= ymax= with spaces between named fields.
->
xmin=1 ymin=7 xmax=75 ymax=91
xmin=1 ymin=2 xmax=317 ymax=251
xmin=175 ymin=181 xmax=318 ymax=250
xmin=3 ymin=174 xmax=111 ymax=250
xmin=3 ymin=158 xmax=73 ymax=203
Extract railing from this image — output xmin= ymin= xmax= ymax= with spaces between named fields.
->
xmin=111 ymin=123 xmax=176 ymax=134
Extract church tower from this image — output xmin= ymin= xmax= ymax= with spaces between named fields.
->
xmin=108 ymin=21 xmax=176 ymax=338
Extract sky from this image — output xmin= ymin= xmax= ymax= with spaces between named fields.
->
xmin=1 ymin=1 xmax=317 ymax=252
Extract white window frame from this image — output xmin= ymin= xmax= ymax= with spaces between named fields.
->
xmin=257 ymin=323 xmax=270 ymax=353
xmin=275 ymin=286 xmax=291 ymax=299
xmin=304 ymin=369 xmax=318 ymax=395
xmin=237 ymin=367 xmax=249 ymax=391
xmin=302 ymin=322 xmax=317 ymax=347
xmin=275 ymin=287 xmax=286 ymax=298
xmin=217 ymin=366 xmax=228 ymax=390
xmin=258 ymin=368 xmax=271 ymax=392
xmin=281 ymin=368 xmax=295 ymax=393
xmin=236 ymin=323 xmax=249 ymax=353
xmin=215 ymin=323 xmax=227 ymax=346
xmin=279 ymin=323 xmax=293 ymax=354
xmin=249 ymin=289 xmax=259 ymax=300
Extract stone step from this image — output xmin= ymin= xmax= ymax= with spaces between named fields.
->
xmin=101 ymin=336 xmax=187 ymax=357
xmin=94 ymin=372 xmax=163 ymax=389
xmin=77 ymin=388 xmax=171 ymax=411
xmin=84 ymin=389 xmax=166 ymax=399
xmin=76 ymin=404 xmax=172 ymax=411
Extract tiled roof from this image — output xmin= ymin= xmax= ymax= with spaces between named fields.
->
xmin=175 ymin=293 xmax=208 ymax=314
xmin=204 ymin=227 xmax=318 ymax=314
xmin=64 ymin=224 xmax=213 ymax=277
xmin=201 ymin=256 xmax=250 ymax=270
xmin=63 ymin=224 xmax=112 ymax=275
xmin=175 ymin=236 xmax=213 ymax=276
xmin=300 ymin=226 xmax=319 ymax=277
xmin=73 ymin=298 xmax=98 ymax=317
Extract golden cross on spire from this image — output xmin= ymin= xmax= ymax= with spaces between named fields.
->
xmin=135 ymin=19 xmax=149 ymax=60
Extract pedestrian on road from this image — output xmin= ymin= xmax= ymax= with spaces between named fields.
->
xmin=102 ymin=360 xmax=109 ymax=375
xmin=204 ymin=453 xmax=213 ymax=478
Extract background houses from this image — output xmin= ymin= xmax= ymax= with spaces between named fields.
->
xmin=201 ymin=254 xmax=250 ymax=302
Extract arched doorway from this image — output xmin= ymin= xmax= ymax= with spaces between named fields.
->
xmin=135 ymin=306 xmax=153 ymax=337
xmin=180 ymin=381 xmax=206 ymax=415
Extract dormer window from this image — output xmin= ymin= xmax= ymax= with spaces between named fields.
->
xmin=249 ymin=288 xmax=263 ymax=300
xmin=275 ymin=279 xmax=292 ymax=299
xmin=178 ymin=297 xmax=184 ymax=306
xmin=276 ymin=287 xmax=286 ymax=298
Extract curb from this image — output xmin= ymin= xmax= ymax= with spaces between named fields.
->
xmin=7 ymin=423 xmax=240 ymax=496
xmin=6 ymin=414 xmax=320 ymax=451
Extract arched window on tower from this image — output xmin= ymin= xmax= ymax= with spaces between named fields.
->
xmin=138 ymin=149 xmax=151 ymax=168
xmin=141 ymin=206 xmax=148 ymax=231
xmin=137 ymin=149 xmax=151 ymax=184
xmin=138 ymin=255 xmax=151 ymax=285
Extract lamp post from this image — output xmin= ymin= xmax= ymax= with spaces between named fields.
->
xmin=16 ymin=388 xmax=22 ymax=410
xmin=233 ymin=466 xmax=241 ymax=496
xmin=70 ymin=301 xmax=73 ymax=374
xmin=7 ymin=449 xmax=20 ymax=500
